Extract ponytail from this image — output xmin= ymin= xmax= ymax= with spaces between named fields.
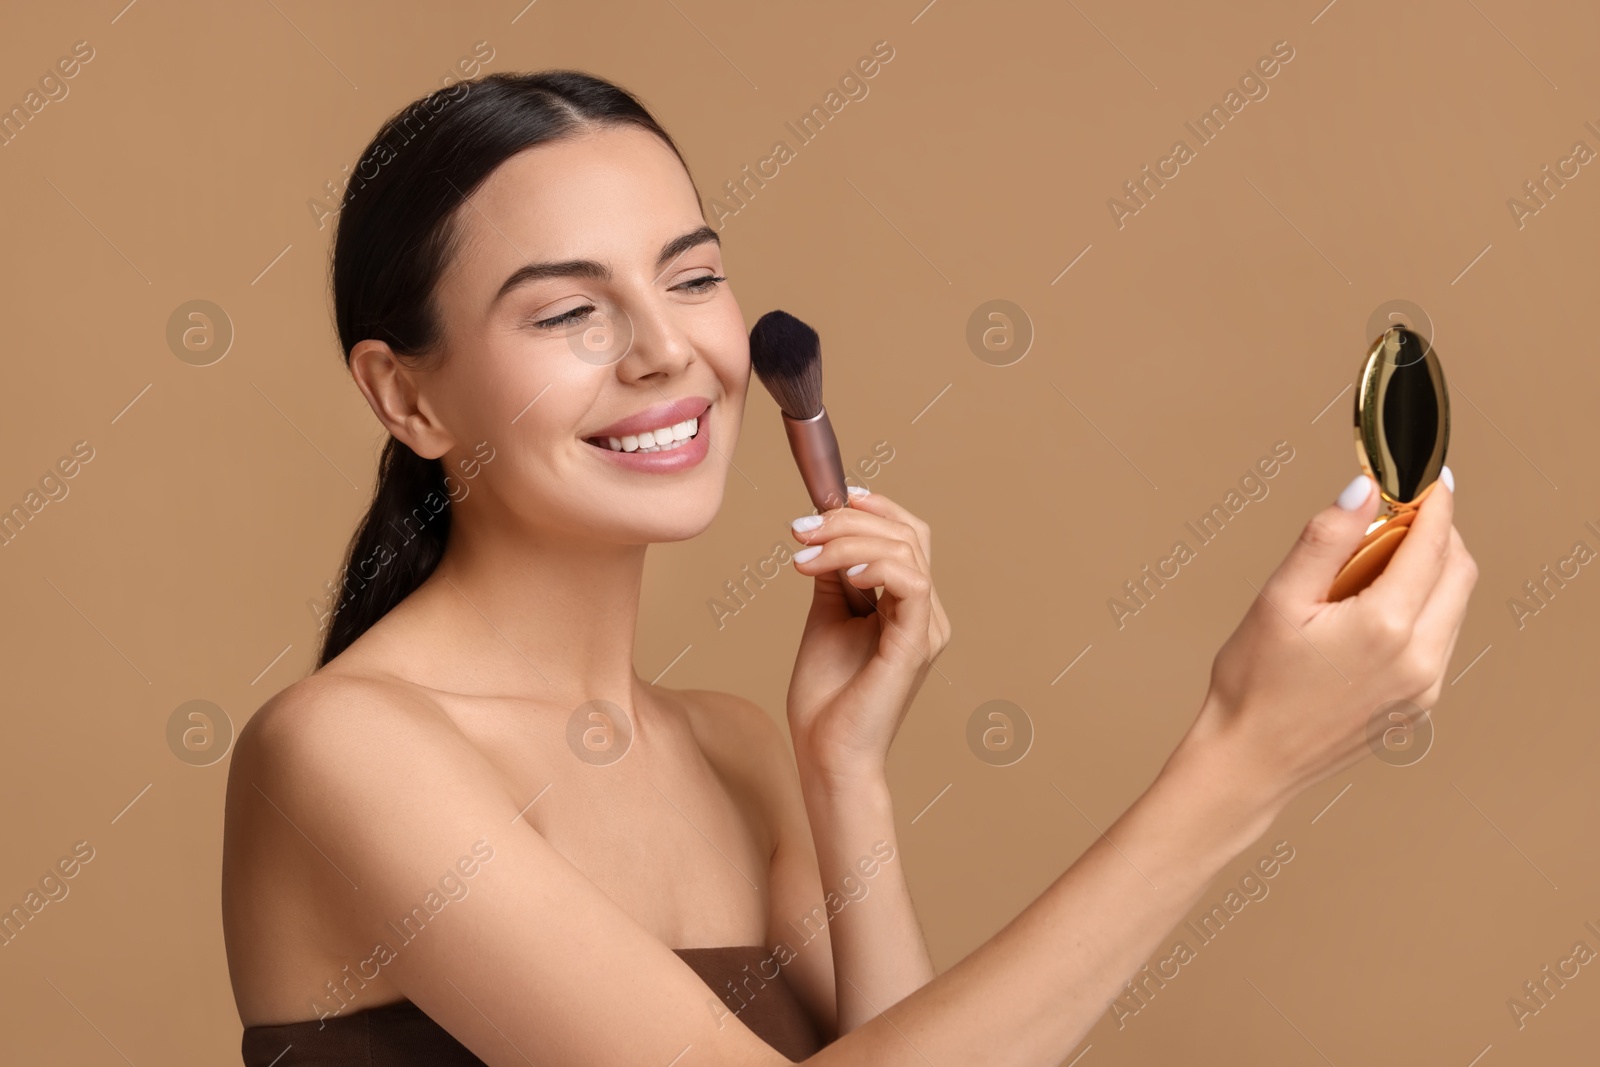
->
xmin=316 ymin=438 xmax=451 ymax=667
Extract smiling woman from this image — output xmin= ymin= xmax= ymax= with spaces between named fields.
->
xmin=220 ymin=68 xmax=1477 ymax=1067
xmin=224 ymin=70 xmax=839 ymax=1066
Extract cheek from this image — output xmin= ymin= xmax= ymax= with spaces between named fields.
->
xmin=705 ymin=303 xmax=752 ymax=393
xmin=714 ymin=380 xmax=748 ymax=457
xmin=480 ymin=430 xmax=591 ymax=525
xmin=726 ymin=348 xmax=752 ymax=400
xmin=701 ymin=315 xmax=750 ymax=443
xmin=465 ymin=332 xmax=601 ymax=430
xmin=428 ymin=355 xmax=599 ymax=512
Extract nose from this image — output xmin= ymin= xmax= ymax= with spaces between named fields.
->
xmin=613 ymin=290 xmax=695 ymax=382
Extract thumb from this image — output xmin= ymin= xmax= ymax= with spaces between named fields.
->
xmin=800 ymin=559 xmax=852 ymax=631
xmin=1262 ymin=474 xmax=1382 ymax=607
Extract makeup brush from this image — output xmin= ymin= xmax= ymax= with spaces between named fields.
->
xmin=749 ymin=310 xmax=879 ymax=618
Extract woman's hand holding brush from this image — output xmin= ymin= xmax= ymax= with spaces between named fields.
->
xmin=784 ymin=485 xmax=950 ymax=789
xmin=745 ymin=308 xmax=949 ymax=784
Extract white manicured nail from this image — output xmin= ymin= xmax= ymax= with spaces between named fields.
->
xmin=847 ymin=485 xmax=871 ymax=497
xmin=791 ymin=514 xmax=824 ymax=532
xmin=1440 ymin=465 xmax=1455 ymax=493
xmin=1336 ymin=474 xmax=1373 ymax=511
xmin=846 ymin=563 xmax=868 ymax=576
xmin=793 ymin=545 xmax=822 ymax=563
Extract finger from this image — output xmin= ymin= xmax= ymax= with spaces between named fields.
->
xmin=793 ymin=533 xmax=936 ymax=662
xmin=839 ymin=487 xmax=933 ymax=565
xmin=1261 ymin=474 xmax=1383 ymax=607
xmin=1409 ymin=525 xmax=1478 ymax=676
xmin=797 ymin=555 xmax=857 ymax=623
xmin=1365 ymin=473 xmax=1455 ymax=622
xmin=928 ymin=585 xmax=951 ymax=648
xmin=1418 ymin=609 xmax=1466 ymax=709
xmin=792 ymin=533 xmax=929 ymax=634
xmin=840 ymin=556 xmax=936 ymax=659
xmin=1409 ymin=525 xmax=1474 ymax=708
xmin=792 ymin=533 xmax=921 ymax=582
xmin=1418 ymin=611 xmax=1466 ymax=708
xmin=792 ymin=506 xmax=929 ymax=574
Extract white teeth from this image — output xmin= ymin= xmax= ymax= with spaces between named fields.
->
xmin=600 ymin=415 xmax=700 ymax=453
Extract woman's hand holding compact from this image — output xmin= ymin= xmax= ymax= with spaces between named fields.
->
xmin=1183 ymin=470 xmax=1478 ymax=816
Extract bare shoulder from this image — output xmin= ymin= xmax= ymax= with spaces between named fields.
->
xmin=225 ymin=670 xmax=514 ymax=864
xmin=234 ymin=672 xmax=407 ymax=761
xmin=222 ymin=670 xmax=517 ymax=1022
xmin=233 ymin=671 xmax=484 ymax=782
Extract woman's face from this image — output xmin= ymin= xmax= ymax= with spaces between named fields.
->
xmin=422 ymin=123 xmax=749 ymax=546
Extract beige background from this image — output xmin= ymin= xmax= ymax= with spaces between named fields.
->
xmin=2 ymin=0 xmax=1597 ymax=1063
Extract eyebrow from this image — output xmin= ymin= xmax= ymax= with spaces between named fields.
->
xmin=491 ymin=225 xmax=721 ymax=307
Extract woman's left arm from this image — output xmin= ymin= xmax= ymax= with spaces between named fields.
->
xmin=793 ymin=760 xmax=934 ymax=1035
xmin=781 ymin=486 xmax=950 ymax=1035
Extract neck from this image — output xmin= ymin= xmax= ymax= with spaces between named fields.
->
xmin=406 ymin=506 xmax=649 ymax=707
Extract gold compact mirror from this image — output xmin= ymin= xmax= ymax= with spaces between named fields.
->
xmin=1327 ymin=325 xmax=1451 ymax=601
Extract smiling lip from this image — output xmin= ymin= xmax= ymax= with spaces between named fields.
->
xmin=586 ymin=396 xmax=712 ymax=440
xmin=586 ymin=405 xmax=712 ymax=473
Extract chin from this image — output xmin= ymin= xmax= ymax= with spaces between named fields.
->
xmin=607 ymin=485 xmax=726 ymax=546
xmin=624 ymin=515 xmax=716 ymax=546
xmin=660 ymin=491 xmax=725 ymax=543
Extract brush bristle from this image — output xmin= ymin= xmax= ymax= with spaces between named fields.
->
xmin=749 ymin=310 xmax=824 ymax=420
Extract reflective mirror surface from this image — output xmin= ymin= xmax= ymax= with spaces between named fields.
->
xmin=1355 ymin=325 xmax=1450 ymax=508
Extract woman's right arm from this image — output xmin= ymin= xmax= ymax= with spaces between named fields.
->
xmin=821 ymin=474 xmax=1475 ymax=1064
xmin=239 ymin=473 xmax=1472 ymax=1066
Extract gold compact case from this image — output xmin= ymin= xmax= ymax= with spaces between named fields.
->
xmin=1327 ymin=325 xmax=1451 ymax=601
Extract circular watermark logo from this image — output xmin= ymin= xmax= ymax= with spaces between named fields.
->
xmin=965 ymin=699 xmax=1034 ymax=767
xmin=966 ymin=299 xmax=1033 ymax=367
xmin=566 ymin=698 xmax=633 ymax=765
xmin=1366 ymin=699 xmax=1433 ymax=767
xmin=166 ymin=699 xmax=234 ymax=766
xmin=166 ymin=299 xmax=234 ymax=367
xmin=1365 ymin=299 xmax=1433 ymax=367
xmin=566 ymin=303 xmax=635 ymax=367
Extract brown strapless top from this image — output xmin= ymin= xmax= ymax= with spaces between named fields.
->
xmin=240 ymin=944 xmax=826 ymax=1065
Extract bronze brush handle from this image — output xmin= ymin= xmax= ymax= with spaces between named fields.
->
xmin=781 ymin=408 xmax=879 ymax=617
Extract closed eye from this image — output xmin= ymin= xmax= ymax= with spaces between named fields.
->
xmin=675 ymin=274 xmax=726 ymax=294
xmin=530 ymin=304 xmax=595 ymax=330
xmin=527 ymin=276 xmax=725 ymax=330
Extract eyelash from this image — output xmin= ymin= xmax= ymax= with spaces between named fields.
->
xmin=529 ymin=274 xmax=728 ymax=330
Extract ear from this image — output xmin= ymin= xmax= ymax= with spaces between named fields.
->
xmin=348 ymin=339 xmax=455 ymax=460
